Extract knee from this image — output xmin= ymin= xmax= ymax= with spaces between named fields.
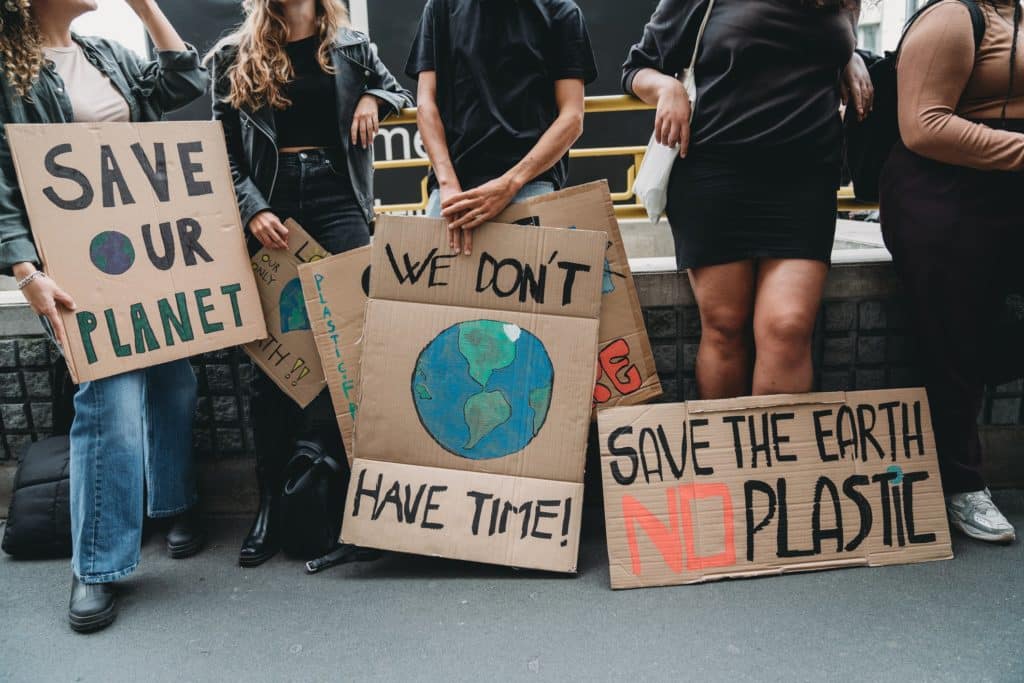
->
xmin=757 ymin=310 xmax=815 ymax=351
xmin=700 ymin=307 xmax=751 ymax=349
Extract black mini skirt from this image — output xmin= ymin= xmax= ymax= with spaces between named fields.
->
xmin=664 ymin=147 xmax=840 ymax=271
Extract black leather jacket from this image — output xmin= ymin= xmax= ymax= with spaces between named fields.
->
xmin=209 ymin=28 xmax=413 ymax=228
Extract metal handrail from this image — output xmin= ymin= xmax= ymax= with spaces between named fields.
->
xmin=373 ymin=95 xmax=878 ymax=218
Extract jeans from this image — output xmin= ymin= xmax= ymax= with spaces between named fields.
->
xmin=254 ymin=148 xmax=370 ymax=467
xmin=70 ymin=359 xmax=198 ymax=583
xmin=424 ymin=180 xmax=556 ymax=217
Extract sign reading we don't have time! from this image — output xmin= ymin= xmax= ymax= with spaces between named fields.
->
xmin=7 ymin=122 xmax=265 ymax=382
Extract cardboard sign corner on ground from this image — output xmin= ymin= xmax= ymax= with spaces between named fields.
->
xmin=5 ymin=121 xmax=265 ymax=382
xmin=342 ymin=215 xmax=606 ymax=572
xmin=243 ymin=219 xmax=328 ymax=408
xmin=598 ymin=387 xmax=953 ymax=589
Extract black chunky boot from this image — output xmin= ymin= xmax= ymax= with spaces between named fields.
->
xmin=166 ymin=506 xmax=207 ymax=559
xmin=239 ymin=460 xmax=282 ymax=567
xmin=68 ymin=576 xmax=117 ymax=633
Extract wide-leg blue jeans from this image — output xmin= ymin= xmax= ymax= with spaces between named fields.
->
xmin=69 ymin=359 xmax=198 ymax=583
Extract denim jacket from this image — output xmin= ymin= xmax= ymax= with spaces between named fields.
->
xmin=0 ymin=35 xmax=209 ymax=274
xmin=208 ymin=28 xmax=414 ymax=228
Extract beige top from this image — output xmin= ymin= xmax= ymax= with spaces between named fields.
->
xmin=898 ymin=0 xmax=1024 ymax=170
xmin=44 ymin=44 xmax=130 ymax=123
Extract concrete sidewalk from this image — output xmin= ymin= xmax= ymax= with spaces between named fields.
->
xmin=2 ymin=491 xmax=1022 ymax=682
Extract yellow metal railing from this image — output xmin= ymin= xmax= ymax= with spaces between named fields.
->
xmin=374 ymin=95 xmax=877 ymax=219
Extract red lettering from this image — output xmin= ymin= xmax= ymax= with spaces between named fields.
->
xmin=599 ymin=339 xmax=642 ymax=396
xmin=593 ymin=360 xmax=612 ymax=404
xmin=677 ymin=483 xmax=736 ymax=570
xmin=623 ymin=483 xmax=737 ymax=577
xmin=622 ymin=491 xmax=683 ymax=575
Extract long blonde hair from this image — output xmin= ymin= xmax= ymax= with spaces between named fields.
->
xmin=0 ymin=0 xmax=44 ymax=99
xmin=209 ymin=0 xmax=350 ymax=111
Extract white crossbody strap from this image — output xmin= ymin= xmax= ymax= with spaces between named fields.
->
xmin=687 ymin=0 xmax=715 ymax=73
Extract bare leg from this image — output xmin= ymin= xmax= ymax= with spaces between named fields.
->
xmin=751 ymin=258 xmax=829 ymax=395
xmin=688 ymin=261 xmax=757 ymax=399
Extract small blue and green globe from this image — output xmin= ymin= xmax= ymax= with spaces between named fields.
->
xmin=89 ymin=230 xmax=135 ymax=275
xmin=412 ymin=319 xmax=553 ymax=460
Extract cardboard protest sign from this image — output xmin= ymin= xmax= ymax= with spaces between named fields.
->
xmin=244 ymin=219 xmax=328 ymax=407
xmin=342 ymin=215 xmax=606 ymax=572
xmin=6 ymin=122 xmax=265 ymax=382
xmin=598 ymin=388 xmax=953 ymax=589
xmin=496 ymin=181 xmax=661 ymax=412
xmin=298 ymin=246 xmax=371 ymax=460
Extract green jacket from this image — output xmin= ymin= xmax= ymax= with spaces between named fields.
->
xmin=0 ymin=35 xmax=209 ymax=274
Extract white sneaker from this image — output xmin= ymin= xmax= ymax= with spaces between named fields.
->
xmin=946 ymin=489 xmax=1016 ymax=543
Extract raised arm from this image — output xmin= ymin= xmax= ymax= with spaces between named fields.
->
xmin=898 ymin=2 xmax=1024 ymax=170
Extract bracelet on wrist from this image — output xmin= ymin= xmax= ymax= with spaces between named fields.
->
xmin=16 ymin=270 xmax=46 ymax=290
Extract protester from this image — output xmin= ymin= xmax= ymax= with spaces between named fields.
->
xmin=880 ymin=0 xmax=1022 ymax=543
xmin=407 ymin=0 xmax=598 ymax=255
xmin=0 ymin=0 xmax=207 ymax=632
xmin=207 ymin=0 xmax=412 ymax=567
xmin=622 ymin=0 xmax=871 ymax=399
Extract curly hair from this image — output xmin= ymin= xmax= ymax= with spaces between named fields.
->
xmin=208 ymin=0 xmax=350 ymax=111
xmin=0 ymin=0 xmax=44 ymax=99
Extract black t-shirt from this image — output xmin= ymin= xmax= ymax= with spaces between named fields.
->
xmin=275 ymin=35 xmax=342 ymax=149
xmin=406 ymin=0 xmax=598 ymax=191
xmin=622 ymin=0 xmax=855 ymax=167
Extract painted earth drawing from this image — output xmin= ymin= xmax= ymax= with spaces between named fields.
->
xmin=412 ymin=320 xmax=553 ymax=460
xmin=279 ymin=278 xmax=311 ymax=333
xmin=89 ymin=230 xmax=135 ymax=275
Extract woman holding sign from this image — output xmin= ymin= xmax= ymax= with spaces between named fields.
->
xmin=622 ymin=1 xmax=870 ymax=398
xmin=0 ymin=0 xmax=207 ymax=632
xmin=207 ymin=0 xmax=412 ymax=567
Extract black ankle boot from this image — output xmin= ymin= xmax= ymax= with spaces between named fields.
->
xmin=166 ymin=506 xmax=207 ymax=559
xmin=239 ymin=463 xmax=281 ymax=567
xmin=69 ymin=576 xmax=117 ymax=633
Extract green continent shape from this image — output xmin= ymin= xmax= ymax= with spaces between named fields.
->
xmin=415 ymin=383 xmax=432 ymax=400
xmin=458 ymin=320 xmax=516 ymax=387
xmin=528 ymin=385 xmax=552 ymax=436
xmin=464 ymin=390 xmax=512 ymax=450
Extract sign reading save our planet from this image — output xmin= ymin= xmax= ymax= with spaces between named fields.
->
xmin=341 ymin=215 xmax=606 ymax=572
xmin=5 ymin=122 xmax=265 ymax=382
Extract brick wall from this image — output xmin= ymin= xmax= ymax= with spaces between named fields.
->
xmin=2 ymin=264 xmax=1023 ymax=461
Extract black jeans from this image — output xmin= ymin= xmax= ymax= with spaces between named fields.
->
xmin=251 ymin=148 xmax=370 ymax=471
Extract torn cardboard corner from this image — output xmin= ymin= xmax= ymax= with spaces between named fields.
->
xmin=298 ymin=245 xmax=371 ymax=461
xmin=243 ymin=219 xmax=328 ymax=408
xmin=496 ymin=181 xmax=662 ymax=412
xmin=597 ymin=388 xmax=953 ymax=590
xmin=5 ymin=122 xmax=265 ymax=383
xmin=342 ymin=215 xmax=606 ymax=572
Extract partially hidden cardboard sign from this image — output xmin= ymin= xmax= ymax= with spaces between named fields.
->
xmin=6 ymin=122 xmax=265 ymax=382
xmin=598 ymin=388 xmax=953 ymax=589
xmin=244 ymin=219 xmax=328 ymax=408
xmin=496 ymin=181 xmax=662 ymax=413
xmin=298 ymin=245 xmax=371 ymax=459
xmin=342 ymin=215 xmax=606 ymax=572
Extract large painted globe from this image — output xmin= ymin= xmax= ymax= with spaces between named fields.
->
xmin=412 ymin=319 xmax=553 ymax=460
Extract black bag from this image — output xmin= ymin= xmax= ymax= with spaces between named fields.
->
xmin=844 ymin=0 xmax=986 ymax=202
xmin=2 ymin=436 xmax=72 ymax=559
xmin=279 ymin=440 xmax=347 ymax=561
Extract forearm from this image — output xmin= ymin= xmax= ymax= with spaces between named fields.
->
xmin=630 ymin=68 xmax=679 ymax=107
xmin=504 ymin=110 xmax=583 ymax=189
xmin=417 ymin=100 xmax=459 ymax=189
xmin=131 ymin=0 xmax=187 ymax=52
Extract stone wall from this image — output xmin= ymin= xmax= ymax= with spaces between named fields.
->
xmin=2 ymin=263 xmax=1023 ymax=463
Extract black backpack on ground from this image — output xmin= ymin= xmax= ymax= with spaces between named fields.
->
xmin=278 ymin=440 xmax=347 ymax=561
xmin=1 ymin=436 xmax=72 ymax=559
xmin=2 ymin=355 xmax=76 ymax=559
xmin=844 ymin=0 xmax=986 ymax=202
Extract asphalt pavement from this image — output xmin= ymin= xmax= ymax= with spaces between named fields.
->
xmin=2 ymin=491 xmax=1022 ymax=682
